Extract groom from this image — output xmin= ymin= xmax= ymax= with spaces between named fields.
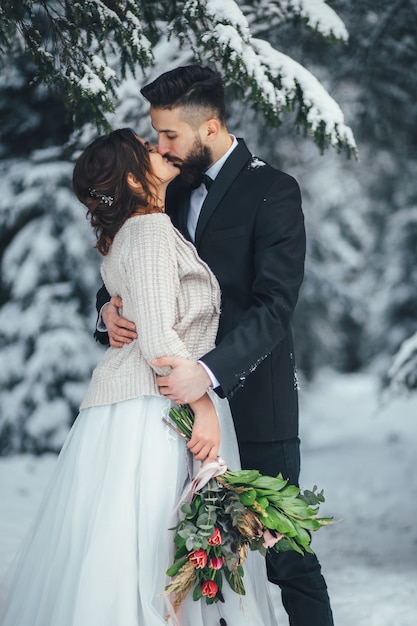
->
xmin=96 ymin=65 xmax=334 ymax=625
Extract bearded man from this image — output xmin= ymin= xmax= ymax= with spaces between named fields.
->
xmin=95 ymin=65 xmax=334 ymax=626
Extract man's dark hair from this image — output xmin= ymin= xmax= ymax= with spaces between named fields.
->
xmin=140 ymin=65 xmax=226 ymax=124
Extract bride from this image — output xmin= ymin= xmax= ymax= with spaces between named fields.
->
xmin=0 ymin=128 xmax=276 ymax=626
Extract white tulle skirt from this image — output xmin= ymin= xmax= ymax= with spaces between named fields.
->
xmin=0 ymin=393 xmax=276 ymax=626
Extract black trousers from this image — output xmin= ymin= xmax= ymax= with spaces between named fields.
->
xmin=239 ymin=438 xmax=334 ymax=626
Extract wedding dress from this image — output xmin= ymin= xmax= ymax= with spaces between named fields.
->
xmin=0 ymin=392 xmax=277 ymax=626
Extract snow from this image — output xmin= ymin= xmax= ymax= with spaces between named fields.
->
xmin=387 ymin=330 xmax=417 ymax=394
xmin=201 ymin=0 xmax=250 ymax=33
xmin=195 ymin=0 xmax=349 ymax=44
xmin=251 ymin=38 xmax=356 ymax=151
xmin=292 ymin=0 xmax=349 ymax=41
xmin=178 ymin=2 xmax=356 ymax=154
xmin=1 ymin=371 xmax=416 ymax=625
xmin=78 ymin=64 xmax=107 ymax=95
xmin=250 ymin=157 xmax=266 ymax=169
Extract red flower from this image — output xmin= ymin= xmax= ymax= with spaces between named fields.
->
xmin=209 ymin=556 xmax=223 ymax=570
xmin=189 ymin=549 xmax=208 ymax=569
xmin=201 ymin=580 xmax=218 ymax=598
xmin=208 ymin=527 xmax=222 ymax=546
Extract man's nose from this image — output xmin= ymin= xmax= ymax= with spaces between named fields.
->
xmin=157 ymin=137 xmax=169 ymax=155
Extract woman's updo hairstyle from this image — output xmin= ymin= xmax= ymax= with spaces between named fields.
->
xmin=73 ymin=128 xmax=155 ymax=255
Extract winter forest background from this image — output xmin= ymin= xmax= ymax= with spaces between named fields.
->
xmin=1 ymin=0 xmax=417 ymax=455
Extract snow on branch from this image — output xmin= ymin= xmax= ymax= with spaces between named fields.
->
xmin=181 ymin=0 xmax=356 ymax=155
xmin=244 ymin=0 xmax=348 ymax=41
xmin=284 ymin=0 xmax=349 ymax=41
xmin=1 ymin=0 xmax=154 ymax=128
xmin=1 ymin=0 xmax=355 ymax=152
xmin=385 ymin=332 xmax=417 ymax=396
xmin=252 ymin=38 xmax=356 ymax=154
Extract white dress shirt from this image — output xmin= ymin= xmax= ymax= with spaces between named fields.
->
xmin=188 ymin=136 xmax=238 ymax=388
xmin=187 ymin=135 xmax=238 ymax=241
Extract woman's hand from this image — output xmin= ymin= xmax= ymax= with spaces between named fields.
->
xmin=187 ymin=394 xmax=220 ymax=463
xmin=153 ymin=357 xmax=211 ymax=404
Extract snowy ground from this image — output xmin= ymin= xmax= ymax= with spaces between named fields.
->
xmin=1 ymin=371 xmax=417 ymax=625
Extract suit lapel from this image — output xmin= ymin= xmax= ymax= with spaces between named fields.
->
xmin=195 ymin=139 xmax=252 ymax=248
xmin=167 ymin=183 xmax=193 ymax=242
xmin=177 ymin=189 xmax=192 ymax=241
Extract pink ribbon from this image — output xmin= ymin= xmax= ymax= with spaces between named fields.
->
xmin=174 ymin=457 xmax=228 ymax=515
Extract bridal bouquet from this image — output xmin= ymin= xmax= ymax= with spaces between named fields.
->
xmin=163 ymin=405 xmax=332 ymax=610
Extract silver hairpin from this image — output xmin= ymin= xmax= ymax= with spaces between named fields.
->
xmin=89 ymin=188 xmax=114 ymax=206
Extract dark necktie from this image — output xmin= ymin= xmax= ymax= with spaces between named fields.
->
xmin=189 ymin=174 xmax=214 ymax=192
xmin=187 ymin=174 xmax=213 ymax=239
xmin=202 ymin=174 xmax=213 ymax=191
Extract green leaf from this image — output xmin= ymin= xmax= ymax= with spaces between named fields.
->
xmin=196 ymin=512 xmax=209 ymax=527
xmin=174 ymin=534 xmax=186 ymax=548
xmin=274 ymin=536 xmax=304 ymax=555
xmin=293 ymin=523 xmax=312 ymax=546
xmin=174 ymin=544 xmax=188 ymax=559
xmin=193 ymin=583 xmax=203 ymax=601
xmin=265 ymin=507 xmax=298 ymax=535
xmin=256 ymin=496 xmax=269 ymax=510
xmin=295 ymin=517 xmax=324 ymax=531
xmin=254 ymin=488 xmax=281 ymax=497
xmin=300 ymin=487 xmax=326 ymax=505
xmin=251 ymin=475 xmax=288 ymax=490
xmin=224 ymin=469 xmax=261 ymax=485
xmin=166 ymin=556 xmax=188 ymax=577
xmin=279 ymin=485 xmax=301 ymax=497
xmin=214 ymin=569 xmax=223 ymax=588
xmin=181 ymin=502 xmax=193 ymax=516
xmin=198 ymin=525 xmax=215 ymax=533
xmin=223 ymin=566 xmax=246 ymax=596
xmin=185 ymin=536 xmax=201 ymax=551
xmin=239 ymin=488 xmax=257 ymax=506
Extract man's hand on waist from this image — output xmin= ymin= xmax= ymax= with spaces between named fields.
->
xmin=102 ymin=296 xmax=137 ymax=348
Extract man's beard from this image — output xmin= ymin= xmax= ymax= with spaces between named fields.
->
xmin=175 ymin=138 xmax=213 ymax=188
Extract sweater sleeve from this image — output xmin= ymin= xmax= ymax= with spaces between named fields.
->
xmin=121 ymin=214 xmax=192 ymax=374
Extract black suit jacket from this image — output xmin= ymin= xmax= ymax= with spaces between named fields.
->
xmin=96 ymin=139 xmax=305 ymax=443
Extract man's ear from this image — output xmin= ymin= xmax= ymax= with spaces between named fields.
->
xmin=204 ymin=118 xmax=221 ymax=142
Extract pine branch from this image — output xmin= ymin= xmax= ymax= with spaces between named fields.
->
xmin=0 ymin=0 xmax=356 ymax=154
xmin=244 ymin=0 xmax=349 ymax=42
xmin=173 ymin=0 xmax=356 ymax=156
xmin=0 ymin=0 xmax=154 ymax=129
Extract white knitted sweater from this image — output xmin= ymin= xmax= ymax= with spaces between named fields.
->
xmin=80 ymin=213 xmax=220 ymax=409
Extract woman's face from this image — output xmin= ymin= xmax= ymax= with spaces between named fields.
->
xmin=138 ymin=136 xmax=179 ymax=184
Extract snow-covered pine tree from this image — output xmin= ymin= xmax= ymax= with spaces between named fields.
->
xmin=0 ymin=0 xmax=356 ymax=155
xmin=0 ymin=56 xmax=104 ymax=454
xmin=0 ymin=1 xmax=360 ymax=453
xmin=327 ymin=0 xmax=417 ymax=397
xmin=370 ymin=205 xmax=417 ymax=397
xmin=0 ymin=151 xmax=103 ymax=454
xmin=0 ymin=0 xmax=155 ymax=129
xmin=235 ymin=0 xmax=417 ymax=384
xmin=385 ymin=331 xmax=417 ymax=396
